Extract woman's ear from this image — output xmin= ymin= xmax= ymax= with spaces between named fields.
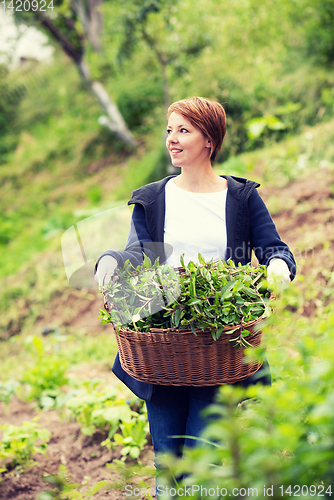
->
xmin=205 ymin=138 xmax=211 ymax=149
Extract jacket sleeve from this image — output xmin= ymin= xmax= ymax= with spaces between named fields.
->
xmin=249 ymin=189 xmax=296 ymax=280
xmin=95 ymin=203 xmax=166 ymax=272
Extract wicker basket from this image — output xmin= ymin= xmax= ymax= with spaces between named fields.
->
xmin=110 ymin=320 xmax=263 ymax=386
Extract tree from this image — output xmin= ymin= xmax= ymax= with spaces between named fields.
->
xmin=302 ymin=0 xmax=334 ymax=65
xmin=0 ymin=65 xmax=25 ymax=163
xmin=13 ymin=1 xmax=136 ymax=147
xmin=116 ymin=0 xmax=211 ymax=111
xmin=112 ymin=0 xmax=212 ymax=173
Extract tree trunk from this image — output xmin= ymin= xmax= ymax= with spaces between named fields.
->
xmin=40 ymin=14 xmax=135 ymax=147
xmin=77 ymin=60 xmax=136 ymax=146
xmin=72 ymin=0 xmax=102 ymax=52
xmin=88 ymin=0 xmax=102 ymax=52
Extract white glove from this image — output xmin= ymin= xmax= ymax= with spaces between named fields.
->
xmin=267 ymin=258 xmax=291 ymax=292
xmin=94 ymin=255 xmax=118 ymax=287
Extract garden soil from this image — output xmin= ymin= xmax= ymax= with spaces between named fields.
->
xmin=0 ymin=395 xmax=155 ymax=499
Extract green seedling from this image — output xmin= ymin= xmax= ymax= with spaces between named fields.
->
xmin=65 ymin=385 xmax=134 ymax=438
xmin=0 ymin=379 xmax=20 ymax=408
xmin=0 ymin=418 xmax=51 ymax=471
xmin=107 ymin=414 xmax=149 ymax=462
xmin=38 ymin=464 xmax=109 ymax=499
xmin=21 ymin=355 xmax=69 ymax=407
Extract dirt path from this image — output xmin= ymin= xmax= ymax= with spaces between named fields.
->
xmin=259 ymin=167 xmax=334 ymax=315
xmin=0 ymin=397 xmax=155 ymax=500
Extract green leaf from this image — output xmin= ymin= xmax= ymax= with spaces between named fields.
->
xmin=87 ymin=481 xmax=110 ymax=495
xmin=187 ymin=298 xmax=202 ymax=305
xmin=215 ymin=326 xmax=225 ymax=340
xmin=121 ymin=446 xmax=131 ymax=456
xmin=129 ymin=447 xmax=141 ymax=459
xmin=190 ymin=276 xmax=196 ymax=297
xmin=142 ymin=254 xmax=152 ymax=268
xmin=198 ymin=253 xmax=206 ymax=265
xmin=123 ymin=436 xmax=133 ymax=444
xmin=114 ymin=434 xmax=123 ymax=445
xmin=173 ymin=308 xmax=181 ymax=327
xmin=81 ymin=425 xmax=95 ymax=436
xmin=190 ymin=323 xmax=197 ymax=336
xmin=220 ymin=281 xmax=237 ymax=298
xmin=266 ymin=115 xmax=286 ymax=130
xmin=243 ymin=287 xmax=259 ymax=298
xmin=241 ymin=329 xmax=252 ymax=337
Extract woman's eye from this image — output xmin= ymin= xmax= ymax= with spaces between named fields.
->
xmin=181 ymin=128 xmax=188 ymax=133
xmin=167 ymin=129 xmax=172 ymax=134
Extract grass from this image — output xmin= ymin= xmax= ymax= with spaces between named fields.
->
xmin=225 ymin=118 xmax=334 ymax=186
xmin=0 ymin=324 xmax=118 ymax=384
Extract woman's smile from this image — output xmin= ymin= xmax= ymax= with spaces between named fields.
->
xmin=170 ymin=148 xmax=183 ymax=155
xmin=166 ymin=112 xmax=211 ymax=168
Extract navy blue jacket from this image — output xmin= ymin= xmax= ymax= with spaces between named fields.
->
xmin=96 ymin=175 xmax=296 ymax=401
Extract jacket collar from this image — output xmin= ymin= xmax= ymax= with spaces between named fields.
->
xmin=128 ymin=175 xmax=260 ymax=206
xmin=223 ymin=175 xmax=260 ymax=200
xmin=128 ymin=175 xmax=176 ymax=205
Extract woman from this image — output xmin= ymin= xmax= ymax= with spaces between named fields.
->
xmin=94 ymin=97 xmax=296 ymax=480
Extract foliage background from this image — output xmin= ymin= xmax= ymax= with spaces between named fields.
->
xmin=1 ymin=0 xmax=334 ymax=497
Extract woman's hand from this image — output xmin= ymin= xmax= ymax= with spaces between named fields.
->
xmin=267 ymin=258 xmax=291 ymax=292
xmin=94 ymin=256 xmax=118 ymax=287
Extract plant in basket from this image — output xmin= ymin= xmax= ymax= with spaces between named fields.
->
xmin=99 ymin=254 xmax=271 ymax=349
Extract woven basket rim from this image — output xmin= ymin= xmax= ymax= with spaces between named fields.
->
xmin=115 ymin=317 xmax=263 ymax=336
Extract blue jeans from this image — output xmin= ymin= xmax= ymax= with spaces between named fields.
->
xmin=145 ymin=362 xmax=271 ymax=491
xmin=146 ymin=385 xmax=219 ymax=458
xmin=146 ymin=384 xmax=219 ymax=496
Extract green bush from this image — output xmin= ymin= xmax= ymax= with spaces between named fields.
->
xmin=117 ymin=80 xmax=164 ymax=129
xmin=301 ymin=0 xmax=334 ymax=65
xmin=21 ymin=354 xmax=69 ymax=407
xmin=160 ymin=294 xmax=334 ymax=498
xmin=60 ymin=381 xmax=149 ymax=461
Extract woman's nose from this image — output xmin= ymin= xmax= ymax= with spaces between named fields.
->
xmin=167 ymin=131 xmax=177 ymax=143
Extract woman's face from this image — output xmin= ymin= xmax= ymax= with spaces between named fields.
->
xmin=166 ymin=112 xmax=211 ymax=168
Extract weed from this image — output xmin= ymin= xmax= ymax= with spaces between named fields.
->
xmin=105 ymin=461 xmax=155 ymax=493
xmin=104 ymin=414 xmax=149 ymax=462
xmin=0 ymin=417 xmax=51 ymax=472
xmin=64 ymin=383 xmax=133 ymax=437
xmin=38 ymin=464 xmax=109 ymax=499
xmin=19 ymin=335 xmax=69 ymax=407
xmin=0 ymin=379 xmax=20 ymax=408
xmin=21 ymin=354 xmax=69 ymax=407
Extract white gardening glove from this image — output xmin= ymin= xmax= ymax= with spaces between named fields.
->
xmin=94 ymin=255 xmax=118 ymax=288
xmin=267 ymin=258 xmax=291 ymax=292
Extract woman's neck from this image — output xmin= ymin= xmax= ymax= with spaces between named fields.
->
xmin=174 ymin=166 xmax=227 ymax=193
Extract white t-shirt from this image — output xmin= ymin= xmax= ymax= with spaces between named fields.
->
xmin=164 ymin=178 xmax=228 ymax=267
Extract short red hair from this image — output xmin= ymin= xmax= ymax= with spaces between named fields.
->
xmin=167 ymin=96 xmax=226 ymax=162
